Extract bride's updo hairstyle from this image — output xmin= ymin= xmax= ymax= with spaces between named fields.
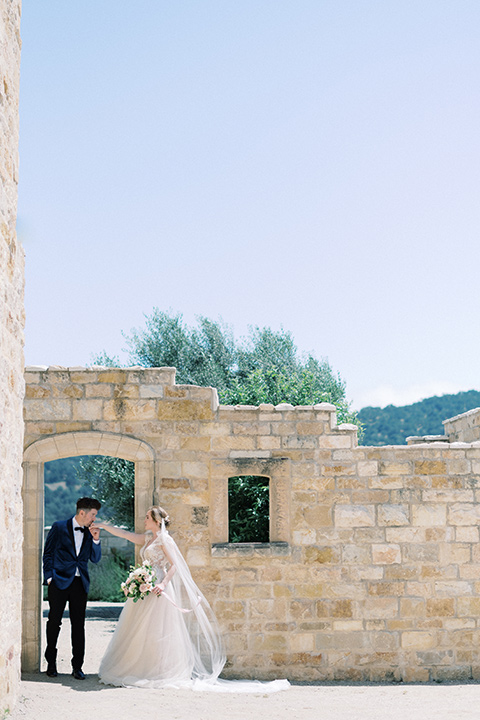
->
xmin=149 ymin=505 xmax=171 ymax=527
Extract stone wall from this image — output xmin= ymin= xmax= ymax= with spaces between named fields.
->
xmin=444 ymin=408 xmax=480 ymax=444
xmin=23 ymin=368 xmax=480 ymax=681
xmin=0 ymin=0 xmax=23 ymax=712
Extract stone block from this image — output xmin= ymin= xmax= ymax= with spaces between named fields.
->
xmin=456 ymin=527 xmax=479 ymax=543
xmin=377 ymin=504 xmax=409 ymax=526
xmin=378 ymin=461 xmax=411 ymax=475
xmin=372 ymin=544 xmax=401 ymax=565
xmin=422 ymin=489 xmax=474 ymax=503
xmin=384 ymin=565 xmax=418 ymax=580
xmin=363 ymin=598 xmax=398 ymax=619
xmin=185 ymin=546 xmax=209 ymax=567
xmin=420 ymin=564 xmax=457 ymax=580
xmin=426 ymin=599 xmax=455 ymax=617
xmin=402 ymin=667 xmax=430 ymax=682
xmin=369 ymin=476 xmax=404 ymax=489
xmin=434 ymin=581 xmax=472 ymax=597
xmin=292 ymin=529 xmax=317 ymax=545
xmin=385 ymin=527 xmax=426 ymax=543
xmin=400 ymin=598 xmax=425 ymax=617
xmin=412 ymin=504 xmax=447 ymax=526
xmin=448 ymin=503 xmax=480 ymax=526
xmin=214 ymin=601 xmax=246 ymax=620
xmin=415 ymin=460 xmax=447 ymax=474
xmin=296 ymin=422 xmax=325 ymax=436
xmin=368 ymin=582 xmax=403 ymax=596
xmin=457 ymin=597 xmax=480 ymax=616
xmin=290 ymin=633 xmax=315 ymax=652
xmin=257 ymin=435 xmax=281 ymax=450
xmin=103 ymin=399 xmax=156 ymax=421
xmin=446 ymin=459 xmax=471 ymax=474
xmin=25 ymin=385 xmax=51 ymax=398
xmin=251 ymin=633 xmax=287 ymax=652
xmin=157 ymin=399 xmax=214 ymax=421
xmin=370 ymin=632 xmax=399 ymax=651
xmin=304 ymin=546 xmax=340 ymax=564
xmin=426 ymin=527 xmax=454 ymax=542
xmin=51 ymin=383 xmax=83 ymax=399
xmin=24 ymin=398 xmax=72 ymax=421
xmin=332 ymin=620 xmax=363 ymax=631
xmin=85 ymin=383 xmax=113 ymax=398
xmin=401 ymin=631 xmax=436 ymax=650
xmin=330 ymin=600 xmax=353 ymax=618
xmin=404 ymin=544 xmax=439 ymax=563
xmin=342 ymin=545 xmax=370 ymax=564
xmin=357 ymin=460 xmax=378 ymax=476
xmin=459 ymin=565 xmax=480 ymax=580
xmin=440 ymin=543 xmax=471 ymax=565
xmin=180 ymin=461 xmax=208 ymax=479
xmin=303 ymin=505 xmax=332 ymax=527
xmin=334 ymin=505 xmax=375 ymax=527
xmin=160 ymin=477 xmax=190 ymax=490
xmin=96 ymin=370 xmax=128 ymax=384
xmin=232 ymin=585 xmax=271 ymax=600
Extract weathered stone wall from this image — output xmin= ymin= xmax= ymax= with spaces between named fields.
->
xmin=23 ymin=368 xmax=480 ymax=681
xmin=0 ymin=0 xmax=23 ymax=711
xmin=444 ymin=408 xmax=480 ymax=444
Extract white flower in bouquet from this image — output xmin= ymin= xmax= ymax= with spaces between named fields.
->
xmin=121 ymin=561 xmax=157 ymax=602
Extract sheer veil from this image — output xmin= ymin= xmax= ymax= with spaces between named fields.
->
xmin=157 ymin=520 xmax=226 ymax=684
xmin=158 ymin=521 xmax=289 ymax=693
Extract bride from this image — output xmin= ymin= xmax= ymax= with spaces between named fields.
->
xmin=95 ymin=506 xmax=288 ymax=692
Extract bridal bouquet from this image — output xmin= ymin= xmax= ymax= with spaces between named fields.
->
xmin=121 ymin=561 xmax=157 ymax=602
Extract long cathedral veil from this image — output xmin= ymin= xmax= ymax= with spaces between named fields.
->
xmin=156 ymin=521 xmax=226 ymax=684
xmin=156 ymin=522 xmax=289 ymax=693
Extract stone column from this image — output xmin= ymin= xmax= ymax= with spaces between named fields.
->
xmin=21 ymin=462 xmax=44 ymax=672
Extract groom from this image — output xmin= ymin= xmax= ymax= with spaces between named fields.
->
xmin=43 ymin=496 xmax=102 ymax=679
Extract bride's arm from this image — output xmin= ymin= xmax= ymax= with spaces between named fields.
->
xmin=153 ymin=543 xmax=177 ymax=594
xmin=94 ymin=521 xmax=146 ymax=545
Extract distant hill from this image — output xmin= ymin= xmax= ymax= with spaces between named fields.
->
xmin=358 ymin=390 xmax=480 ymax=446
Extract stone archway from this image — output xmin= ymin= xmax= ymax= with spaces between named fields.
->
xmin=22 ymin=431 xmax=155 ymax=672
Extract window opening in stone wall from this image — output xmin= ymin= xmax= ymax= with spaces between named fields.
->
xmin=228 ymin=475 xmax=269 ymax=542
xmin=44 ymin=455 xmax=134 ymax=604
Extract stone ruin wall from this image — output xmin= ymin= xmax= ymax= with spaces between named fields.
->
xmin=22 ymin=367 xmax=480 ymax=682
xmin=0 ymin=0 xmax=23 ymax=712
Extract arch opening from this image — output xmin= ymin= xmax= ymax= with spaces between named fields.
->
xmin=22 ymin=432 xmax=155 ymax=672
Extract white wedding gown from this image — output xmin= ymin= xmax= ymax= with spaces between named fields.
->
xmin=99 ymin=525 xmax=289 ymax=693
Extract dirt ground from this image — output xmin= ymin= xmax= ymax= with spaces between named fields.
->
xmin=9 ymin=602 xmax=480 ymax=720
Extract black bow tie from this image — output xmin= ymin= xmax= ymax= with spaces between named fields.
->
xmin=75 ymin=526 xmax=86 ymax=533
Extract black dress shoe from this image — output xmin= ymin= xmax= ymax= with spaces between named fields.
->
xmin=72 ymin=669 xmax=86 ymax=680
xmin=46 ymin=664 xmax=58 ymax=677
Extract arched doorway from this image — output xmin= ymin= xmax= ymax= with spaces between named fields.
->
xmin=22 ymin=431 xmax=155 ymax=672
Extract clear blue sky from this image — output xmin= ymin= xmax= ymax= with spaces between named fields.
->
xmin=18 ymin=0 xmax=480 ymax=409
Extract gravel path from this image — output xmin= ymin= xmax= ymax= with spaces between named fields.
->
xmin=9 ymin=603 xmax=480 ymax=720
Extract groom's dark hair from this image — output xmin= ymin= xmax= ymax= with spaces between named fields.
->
xmin=76 ymin=497 xmax=101 ymax=512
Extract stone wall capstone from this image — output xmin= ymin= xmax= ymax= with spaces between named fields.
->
xmin=23 ymin=368 xmax=480 ymax=682
xmin=0 ymin=0 xmax=23 ymax=712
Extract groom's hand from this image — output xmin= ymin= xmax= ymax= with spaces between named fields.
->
xmin=89 ymin=525 xmax=101 ymax=541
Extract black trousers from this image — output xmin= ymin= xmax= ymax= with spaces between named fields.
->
xmin=45 ymin=577 xmax=88 ymax=670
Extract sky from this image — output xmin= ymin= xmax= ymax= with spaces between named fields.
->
xmin=18 ymin=0 xmax=480 ymax=410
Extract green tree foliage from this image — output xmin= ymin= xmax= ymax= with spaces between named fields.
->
xmin=44 ymin=457 xmax=92 ymax=525
xmin=95 ymin=309 xmax=358 ymax=424
xmin=77 ymin=456 xmax=135 ymax=529
xmin=87 ymin=308 xmax=360 ymax=539
xmin=228 ymin=476 xmax=269 ymax=543
xmin=359 ymin=390 xmax=480 ymax=446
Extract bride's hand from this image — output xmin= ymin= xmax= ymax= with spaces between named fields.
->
xmin=93 ymin=520 xmax=109 ymax=530
xmin=153 ymin=583 xmax=165 ymax=596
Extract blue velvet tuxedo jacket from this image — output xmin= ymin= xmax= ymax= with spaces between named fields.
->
xmin=43 ymin=518 xmax=101 ymax=592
